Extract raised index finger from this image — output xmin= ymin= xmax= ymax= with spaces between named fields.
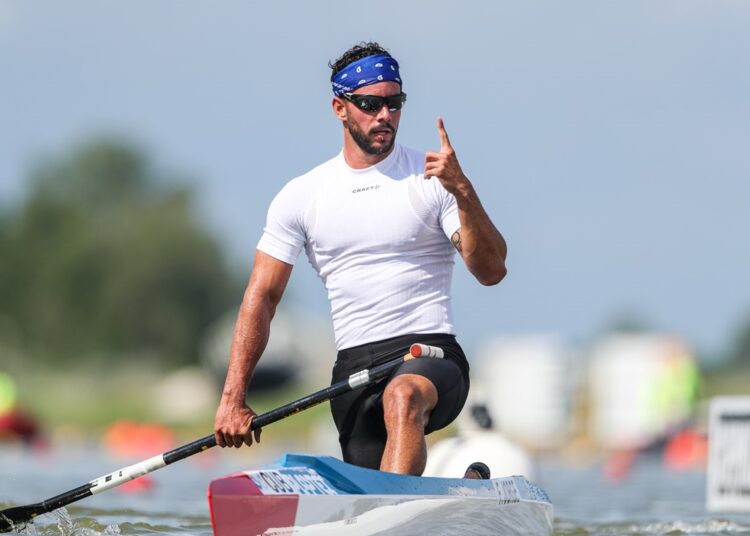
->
xmin=437 ymin=117 xmax=452 ymax=153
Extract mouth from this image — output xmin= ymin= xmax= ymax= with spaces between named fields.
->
xmin=371 ymin=126 xmax=394 ymax=141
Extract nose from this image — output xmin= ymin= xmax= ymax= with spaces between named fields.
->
xmin=375 ymin=103 xmax=393 ymax=121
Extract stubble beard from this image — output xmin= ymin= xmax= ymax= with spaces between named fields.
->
xmin=345 ymin=120 xmax=396 ymax=156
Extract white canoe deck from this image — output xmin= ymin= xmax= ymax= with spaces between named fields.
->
xmin=208 ymin=454 xmax=553 ymax=536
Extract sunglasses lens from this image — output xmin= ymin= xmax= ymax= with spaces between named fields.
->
xmin=358 ymin=96 xmax=384 ymax=112
xmin=346 ymin=93 xmax=406 ymax=113
xmin=386 ymin=94 xmax=406 ymax=111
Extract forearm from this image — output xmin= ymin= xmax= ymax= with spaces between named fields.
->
xmin=214 ymin=252 xmax=292 ymax=448
xmin=453 ymin=179 xmax=507 ymax=286
xmin=220 ymin=286 xmax=276 ymax=405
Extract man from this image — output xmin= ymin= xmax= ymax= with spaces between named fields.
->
xmin=214 ymin=42 xmax=507 ymax=477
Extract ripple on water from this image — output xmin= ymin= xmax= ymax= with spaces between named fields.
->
xmin=9 ymin=508 xmax=212 ymax=536
xmin=6 ymin=508 xmax=750 ymax=536
xmin=554 ymin=517 xmax=750 ymax=536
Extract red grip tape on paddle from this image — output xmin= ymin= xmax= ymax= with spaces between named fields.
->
xmin=409 ymin=343 xmax=444 ymax=358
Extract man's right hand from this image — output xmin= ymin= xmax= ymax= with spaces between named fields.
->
xmin=213 ymin=252 xmax=292 ymax=448
xmin=214 ymin=400 xmax=262 ymax=448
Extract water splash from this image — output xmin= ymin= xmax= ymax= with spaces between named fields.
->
xmin=51 ymin=508 xmax=73 ymax=535
xmin=0 ymin=513 xmax=26 ymax=536
xmin=6 ymin=508 xmax=121 ymax=536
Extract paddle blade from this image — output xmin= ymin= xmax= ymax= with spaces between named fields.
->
xmin=0 ymin=503 xmax=44 ymax=533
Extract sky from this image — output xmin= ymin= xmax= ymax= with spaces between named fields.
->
xmin=2 ymin=1 xmax=749 ymax=360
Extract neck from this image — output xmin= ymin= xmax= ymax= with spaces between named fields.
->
xmin=342 ymin=134 xmax=395 ymax=169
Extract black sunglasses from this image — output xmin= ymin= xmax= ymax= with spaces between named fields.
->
xmin=341 ymin=92 xmax=407 ymax=113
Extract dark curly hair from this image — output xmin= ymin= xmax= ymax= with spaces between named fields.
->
xmin=329 ymin=42 xmax=393 ymax=82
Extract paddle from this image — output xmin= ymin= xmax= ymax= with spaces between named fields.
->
xmin=0 ymin=343 xmax=444 ymax=533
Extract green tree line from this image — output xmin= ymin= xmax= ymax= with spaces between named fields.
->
xmin=0 ymin=137 xmax=237 ymax=367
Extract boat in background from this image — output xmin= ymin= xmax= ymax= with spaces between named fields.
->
xmin=208 ymin=453 xmax=553 ymax=535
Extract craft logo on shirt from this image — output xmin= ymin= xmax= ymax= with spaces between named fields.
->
xmin=352 ymin=185 xmax=381 ymax=194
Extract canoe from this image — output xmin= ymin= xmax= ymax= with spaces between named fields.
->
xmin=208 ymin=453 xmax=553 ymax=535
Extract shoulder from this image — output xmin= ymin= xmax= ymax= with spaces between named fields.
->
xmin=271 ymin=154 xmax=341 ymax=208
xmin=395 ymin=144 xmax=453 ymax=199
xmin=385 ymin=144 xmax=427 ymax=184
xmin=394 ymin=144 xmax=426 ymax=168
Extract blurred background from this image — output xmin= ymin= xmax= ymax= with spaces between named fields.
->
xmin=1 ymin=1 xmax=749 ymax=533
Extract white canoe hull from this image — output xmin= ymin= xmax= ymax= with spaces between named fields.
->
xmin=208 ymin=454 xmax=553 ymax=536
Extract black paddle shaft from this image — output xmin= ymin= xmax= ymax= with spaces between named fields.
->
xmin=0 ymin=352 xmax=414 ymax=533
xmin=168 ymin=353 xmax=408 ymax=463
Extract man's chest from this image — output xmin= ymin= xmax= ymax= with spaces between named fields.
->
xmin=308 ymin=179 xmax=440 ymax=258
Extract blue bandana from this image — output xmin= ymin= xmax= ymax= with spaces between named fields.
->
xmin=331 ymin=54 xmax=402 ymax=96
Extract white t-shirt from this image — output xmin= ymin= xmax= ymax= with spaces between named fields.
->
xmin=257 ymin=144 xmax=461 ymax=350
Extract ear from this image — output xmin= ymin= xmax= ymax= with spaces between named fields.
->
xmin=332 ymin=97 xmax=348 ymax=121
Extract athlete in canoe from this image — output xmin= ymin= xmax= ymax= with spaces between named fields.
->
xmin=213 ymin=42 xmax=507 ymax=477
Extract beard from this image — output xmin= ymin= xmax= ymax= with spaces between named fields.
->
xmin=345 ymin=119 xmax=396 ymax=156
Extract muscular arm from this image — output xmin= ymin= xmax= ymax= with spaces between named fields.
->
xmin=450 ymin=182 xmax=507 ymax=286
xmin=214 ymin=250 xmax=293 ymax=447
xmin=425 ymin=117 xmax=507 ymax=286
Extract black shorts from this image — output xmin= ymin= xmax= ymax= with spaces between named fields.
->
xmin=329 ymin=333 xmax=470 ymax=470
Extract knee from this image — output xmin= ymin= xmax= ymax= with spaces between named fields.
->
xmin=383 ymin=377 xmax=436 ymax=428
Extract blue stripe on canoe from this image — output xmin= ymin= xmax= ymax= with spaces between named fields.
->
xmin=271 ymin=454 xmax=501 ymax=496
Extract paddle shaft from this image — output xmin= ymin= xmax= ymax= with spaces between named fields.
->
xmin=0 ymin=346 xmax=438 ymax=532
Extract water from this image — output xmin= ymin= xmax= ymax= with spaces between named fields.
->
xmin=2 ymin=445 xmax=750 ymax=535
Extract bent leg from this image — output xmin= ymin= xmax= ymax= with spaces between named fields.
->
xmin=330 ymin=385 xmax=387 ymax=470
xmin=380 ymin=373 xmax=438 ymax=475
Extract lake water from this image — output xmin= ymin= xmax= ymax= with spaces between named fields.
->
xmin=2 ymin=444 xmax=750 ymax=535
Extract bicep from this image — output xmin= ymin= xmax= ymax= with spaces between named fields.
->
xmin=246 ymin=250 xmax=294 ymax=307
xmin=450 ymin=228 xmax=463 ymax=255
xmin=431 ymin=179 xmax=460 ymax=246
xmin=440 ymin=194 xmax=465 ymax=258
